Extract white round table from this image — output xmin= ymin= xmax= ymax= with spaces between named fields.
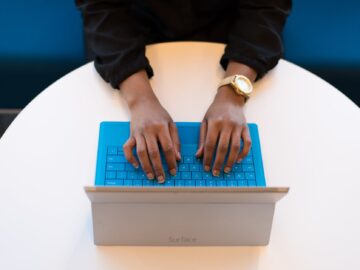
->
xmin=0 ymin=42 xmax=359 ymax=270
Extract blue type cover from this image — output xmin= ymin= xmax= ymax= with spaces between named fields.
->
xmin=95 ymin=122 xmax=266 ymax=187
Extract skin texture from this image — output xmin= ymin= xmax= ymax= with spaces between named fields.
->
xmin=120 ymin=61 xmax=257 ymax=183
xmin=196 ymin=61 xmax=256 ymax=176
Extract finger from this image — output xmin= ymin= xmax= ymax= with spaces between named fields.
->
xmin=158 ymin=128 xmax=177 ymax=176
xmin=144 ymin=135 xmax=165 ymax=183
xmin=169 ymin=122 xmax=181 ymax=161
xmin=135 ymin=135 xmax=154 ymax=180
xmin=212 ymin=128 xmax=231 ymax=176
xmin=122 ymin=136 xmax=139 ymax=168
xmin=237 ymin=125 xmax=252 ymax=163
xmin=224 ymin=127 xmax=242 ymax=173
xmin=203 ymin=121 xmax=219 ymax=172
xmin=195 ymin=120 xmax=207 ymax=159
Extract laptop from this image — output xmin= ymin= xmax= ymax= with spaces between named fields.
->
xmin=85 ymin=121 xmax=289 ymax=246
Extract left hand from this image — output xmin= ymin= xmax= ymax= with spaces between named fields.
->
xmin=195 ymin=86 xmax=252 ymax=176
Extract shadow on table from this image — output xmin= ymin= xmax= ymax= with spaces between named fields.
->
xmin=0 ymin=109 xmax=20 ymax=138
xmin=95 ymin=245 xmax=263 ymax=269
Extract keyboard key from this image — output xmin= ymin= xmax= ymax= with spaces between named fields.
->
xmin=125 ymin=163 xmax=135 ymax=171
xmin=124 ymin=180 xmax=133 ymax=186
xmin=107 ymin=146 xmax=117 ymax=155
xmin=227 ymin=180 xmax=237 ymax=187
xmin=224 ymin=173 xmax=234 ymax=180
xmin=217 ymin=180 xmax=227 ymax=186
xmin=137 ymin=172 xmax=146 ymax=179
xmin=165 ymin=180 xmax=175 ymax=186
xmin=153 ymin=181 xmax=164 ymax=187
xmin=133 ymin=180 xmax=142 ymax=186
xmin=233 ymin=164 xmax=242 ymax=172
xmin=243 ymin=164 xmax=255 ymax=172
xmin=179 ymin=164 xmax=189 ymax=172
xmin=189 ymin=164 xmax=200 ymax=171
xmin=105 ymin=180 xmax=122 ymax=185
xmin=242 ymin=155 xmax=253 ymax=164
xmin=106 ymin=163 xmax=124 ymax=171
xmin=107 ymin=156 xmax=122 ymax=163
xmin=127 ymin=172 xmax=138 ymax=180
xmin=238 ymin=180 xmax=248 ymax=186
xmin=196 ymin=180 xmax=206 ymax=186
xmin=143 ymin=179 xmax=153 ymax=186
xmin=105 ymin=171 xmax=116 ymax=179
xmin=192 ymin=172 xmax=202 ymax=179
xmin=206 ymin=180 xmax=216 ymax=186
xmin=175 ymin=180 xmax=185 ymax=186
xmin=181 ymin=172 xmax=191 ymax=179
xmin=202 ymin=172 xmax=212 ymax=180
xmin=117 ymin=147 xmax=123 ymax=154
xmin=118 ymin=155 xmax=127 ymax=162
xmin=184 ymin=156 xmax=193 ymax=163
xmin=194 ymin=158 xmax=202 ymax=164
xmin=235 ymin=172 xmax=245 ymax=180
xmin=248 ymin=181 xmax=257 ymax=186
xmin=245 ymin=172 xmax=256 ymax=180
xmin=185 ymin=180 xmax=195 ymax=186
xmin=116 ymin=171 xmax=126 ymax=179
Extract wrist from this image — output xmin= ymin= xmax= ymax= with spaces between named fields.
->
xmin=215 ymin=85 xmax=245 ymax=106
xmin=218 ymin=61 xmax=255 ymax=104
xmin=119 ymin=70 xmax=159 ymax=110
xmin=128 ymin=91 xmax=160 ymax=111
xmin=225 ymin=61 xmax=257 ymax=83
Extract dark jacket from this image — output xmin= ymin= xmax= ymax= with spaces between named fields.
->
xmin=76 ymin=0 xmax=291 ymax=88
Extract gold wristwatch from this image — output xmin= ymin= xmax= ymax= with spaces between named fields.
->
xmin=218 ymin=75 xmax=253 ymax=101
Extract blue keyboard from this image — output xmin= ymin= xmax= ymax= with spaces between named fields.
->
xmin=95 ymin=122 xmax=266 ymax=187
xmin=104 ymin=144 xmax=258 ymax=187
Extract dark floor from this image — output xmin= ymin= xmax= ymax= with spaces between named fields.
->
xmin=0 ymin=110 xmax=20 ymax=138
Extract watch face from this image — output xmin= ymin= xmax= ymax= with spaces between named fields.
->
xmin=235 ymin=76 xmax=252 ymax=94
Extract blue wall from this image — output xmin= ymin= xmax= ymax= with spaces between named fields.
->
xmin=284 ymin=0 xmax=360 ymax=66
xmin=0 ymin=0 xmax=359 ymax=108
xmin=0 ymin=0 xmax=85 ymax=108
xmin=283 ymin=0 xmax=360 ymax=105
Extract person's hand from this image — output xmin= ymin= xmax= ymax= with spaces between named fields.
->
xmin=195 ymin=86 xmax=251 ymax=176
xmin=196 ymin=61 xmax=257 ymax=176
xmin=119 ymin=70 xmax=181 ymax=183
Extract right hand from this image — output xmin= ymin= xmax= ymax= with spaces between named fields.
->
xmin=119 ymin=70 xmax=181 ymax=183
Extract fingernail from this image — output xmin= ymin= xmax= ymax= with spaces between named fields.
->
xmin=213 ymin=170 xmax=220 ymax=176
xmin=157 ymin=175 xmax=165 ymax=183
xmin=237 ymin=159 xmax=242 ymax=164
xmin=147 ymin=173 xmax=154 ymax=180
xmin=170 ymin=169 xmax=176 ymax=176
xmin=224 ymin=167 xmax=231 ymax=173
xmin=177 ymin=152 xmax=181 ymax=160
xmin=133 ymin=163 xmax=139 ymax=169
xmin=204 ymin=165 xmax=210 ymax=171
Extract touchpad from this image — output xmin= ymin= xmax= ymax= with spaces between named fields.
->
xmin=177 ymin=123 xmax=200 ymax=145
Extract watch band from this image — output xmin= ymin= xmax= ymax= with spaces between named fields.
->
xmin=218 ymin=75 xmax=252 ymax=101
xmin=218 ymin=76 xmax=234 ymax=87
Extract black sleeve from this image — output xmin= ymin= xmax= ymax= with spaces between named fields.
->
xmin=220 ymin=0 xmax=291 ymax=79
xmin=76 ymin=0 xmax=153 ymax=89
